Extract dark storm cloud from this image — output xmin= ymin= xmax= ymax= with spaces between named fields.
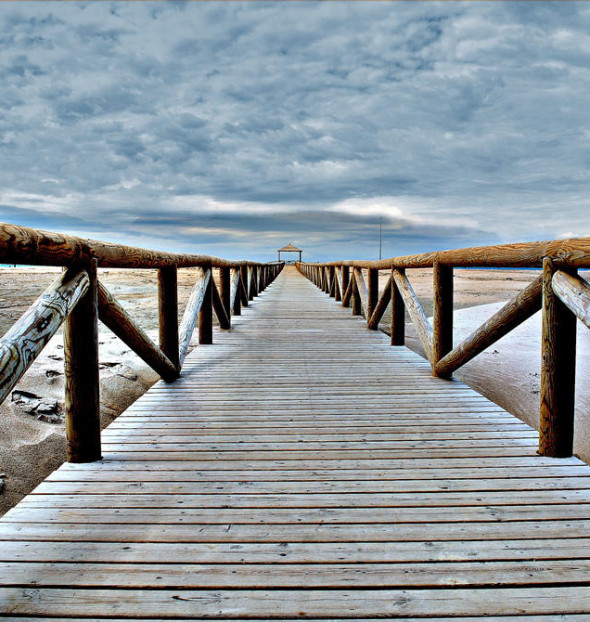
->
xmin=0 ymin=2 xmax=589 ymax=260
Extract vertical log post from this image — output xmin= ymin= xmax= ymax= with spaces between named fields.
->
xmin=367 ymin=268 xmax=379 ymax=329
xmin=329 ymin=266 xmax=336 ymax=298
xmin=432 ymin=263 xmax=454 ymax=376
xmin=158 ymin=266 xmax=179 ymax=373
xmin=351 ymin=276 xmax=362 ymax=316
xmin=233 ymin=269 xmax=242 ymax=316
xmin=539 ymin=258 xmax=578 ymax=457
xmin=391 ymin=268 xmax=405 ymax=345
xmin=199 ymin=265 xmax=213 ymax=345
xmin=240 ymin=266 xmax=249 ymax=308
xmin=64 ymin=258 xmax=101 ymax=463
xmin=342 ymin=266 xmax=350 ymax=308
xmin=219 ymin=267 xmax=231 ymax=329
xmin=334 ymin=268 xmax=342 ymax=302
xmin=250 ymin=266 xmax=258 ymax=298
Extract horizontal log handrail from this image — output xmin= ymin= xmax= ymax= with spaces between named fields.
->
xmin=297 ymin=235 xmax=590 ymax=459
xmin=0 ymin=223 xmax=284 ymax=463
xmin=0 ymin=222 xmax=278 ymax=270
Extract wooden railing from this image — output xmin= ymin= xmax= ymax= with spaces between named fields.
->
xmin=0 ymin=223 xmax=283 ymax=463
xmin=297 ymin=238 xmax=590 ymax=458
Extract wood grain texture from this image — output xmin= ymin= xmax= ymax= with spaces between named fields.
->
xmin=435 ymin=275 xmax=543 ymax=377
xmin=179 ymin=267 xmax=210 ymax=363
xmin=158 ymin=267 xmax=179 ymax=372
xmin=393 ymin=269 xmax=433 ymax=362
xmin=64 ymin=259 xmax=101 ymax=463
xmin=432 ymin=263 xmax=453 ymax=373
xmin=0 ymin=222 xmax=266 ymax=269
xmin=553 ymin=270 xmax=590 ymax=329
xmin=2 ymin=267 xmax=590 ymax=618
xmin=0 ymin=266 xmax=89 ymax=405
xmin=539 ymin=259 xmax=577 ymax=457
xmin=296 ymin=236 xmax=590 ymax=270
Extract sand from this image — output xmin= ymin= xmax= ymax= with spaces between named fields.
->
xmin=0 ymin=266 xmax=209 ymax=516
xmin=1 ymin=266 xmax=589 ymax=516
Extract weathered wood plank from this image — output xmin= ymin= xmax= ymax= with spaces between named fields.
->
xmin=2 ymin=266 xmax=590 ymax=619
xmin=2 ymin=586 xmax=590 ymax=617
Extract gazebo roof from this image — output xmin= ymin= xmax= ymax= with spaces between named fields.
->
xmin=277 ymin=243 xmax=301 ymax=252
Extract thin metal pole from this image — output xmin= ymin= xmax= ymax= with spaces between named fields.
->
xmin=379 ymin=217 xmax=382 ymax=261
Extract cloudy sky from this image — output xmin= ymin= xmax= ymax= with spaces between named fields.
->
xmin=1 ymin=2 xmax=589 ymax=261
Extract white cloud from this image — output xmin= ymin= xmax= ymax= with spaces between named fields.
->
xmin=0 ymin=2 xmax=588 ymax=260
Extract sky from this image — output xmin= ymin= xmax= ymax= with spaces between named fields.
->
xmin=0 ymin=2 xmax=589 ymax=262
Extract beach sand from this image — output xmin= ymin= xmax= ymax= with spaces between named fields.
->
xmin=1 ymin=266 xmax=589 ymax=516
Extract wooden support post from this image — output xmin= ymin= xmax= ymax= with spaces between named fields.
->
xmin=329 ymin=266 xmax=336 ymax=297
xmin=199 ymin=264 xmax=213 ymax=345
xmin=334 ymin=268 xmax=342 ymax=302
xmin=219 ymin=267 xmax=231 ymax=328
xmin=341 ymin=266 xmax=350 ymax=308
xmin=240 ymin=266 xmax=249 ymax=307
xmin=230 ymin=268 xmax=241 ymax=316
xmin=539 ymin=258 xmax=577 ymax=457
xmin=158 ymin=266 xmax=179 ymax=372
xmin=351 ymin=274 xmax=362 ymax=316
xmin=64 ymin=259 xmax=101 ymax=463
xmin=433 ymin=263 xmax=453 ymax=375
xmin=250 ymin=266 xmax=258 ymax=298
xmin=367 ymin=268 xmax=379 ymax=328
xmin=391 ymin=269 xmax=406 ymax=346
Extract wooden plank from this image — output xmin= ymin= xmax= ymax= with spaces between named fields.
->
xmin=3 ymin=586 xmax=590 ymax=617
xmin=2 ymin=538 xmax=590 ymax=564
xmin=2 ymin=559 xmax=590 ymax=588
xmin=2 ymin=266 xmax=590 ymax=618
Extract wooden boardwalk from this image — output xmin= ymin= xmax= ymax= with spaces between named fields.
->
xmin=2 ymin=266 xmax=590 ymax=618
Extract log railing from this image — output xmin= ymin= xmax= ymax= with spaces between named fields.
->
xmin=297 ymin=237 xmax=590 ymax=458
xmin=0 ymin=222 xmax=283 ymax=463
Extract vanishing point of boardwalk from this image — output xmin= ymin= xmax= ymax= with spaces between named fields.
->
xmin=2 ymin=267 xmax=590 ymax=617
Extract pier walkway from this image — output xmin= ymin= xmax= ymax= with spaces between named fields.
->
xmin=2 ymin=267 xmax=590 ymax=618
